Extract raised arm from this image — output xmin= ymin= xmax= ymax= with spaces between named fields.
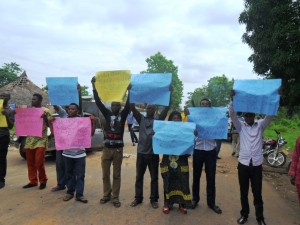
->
xmin=228 ymin=90 xmax=242 ymax=132
xmin=130 ymin=103 xmax=142 ymax=124
xmin=159 ymin=84 xmax=173 ymax=120
xmin=90 ymin=115 xmax=96 ymax=136
xmin=121 ymin=84 xmax=131 ymax=120
xmin=91 ymin=76 xmax=109 ymax=118
xmin=77 ymin=84 xmax=83 ymax=116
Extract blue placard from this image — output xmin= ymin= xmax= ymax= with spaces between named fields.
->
xmin=130 ymin=73 xmax=172 ymax=106
xmin=233 ymin=79 xmax=281 ymax=115
xmin=9 ymin=104 xmax=16 ymax=109
xmin=153 ymin=121 xmax=196 ymax=155
xmin=46 ymin=77 xmax=79 ymax=106
xmin=188 ymin=107 xmax=228 ymax=139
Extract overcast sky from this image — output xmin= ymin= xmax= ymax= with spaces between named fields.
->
xmin=0 ymin=0 xmax=259 ymax=106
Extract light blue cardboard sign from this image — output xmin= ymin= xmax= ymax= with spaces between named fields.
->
xmin=188 ymin=107 xmax=228 ymax=139
xmin=130 ymin=73 xmax=172 ymax=106
xmin=153 ymin=120 xmax=196 ymax=155
xmin=233 ymin=79 xmax=281 ymax=115
xmin=9 ymin=104 xmax=16 ymax=109
xmin=46 ymin=77 xmax=79 ymax=106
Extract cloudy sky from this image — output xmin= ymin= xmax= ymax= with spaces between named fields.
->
xmin=0 ymin=0 xmax=258 ymax=105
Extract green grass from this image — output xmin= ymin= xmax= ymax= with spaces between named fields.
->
xmin=263 ymin=108 xmax=300 ymax=152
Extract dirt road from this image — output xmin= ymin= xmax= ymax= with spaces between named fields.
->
xmin=0 ymin=132 xmax=299 ymax=225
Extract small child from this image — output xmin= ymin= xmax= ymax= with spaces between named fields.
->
xmin=288 ymin=137 xmax=300 ymax=205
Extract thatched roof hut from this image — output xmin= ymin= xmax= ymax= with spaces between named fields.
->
xmin=0 ymin=71 xmax=49 ymax=107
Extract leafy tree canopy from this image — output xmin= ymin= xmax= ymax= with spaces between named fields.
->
xmin=0 ymin=62 xmax=23 ymax=87
xmin=239 ymin=0 xmax=300 ymax=107
xmin=80 ymin=85 xmax=90 ymax=96
xmin=142 ymin=52 xmax=183 ymax=109
xmin=186 ymin=75 xmax=233 ymax=107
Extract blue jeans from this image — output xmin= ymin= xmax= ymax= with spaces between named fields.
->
xmin=64 ymin=156 xmax=86 ymax=199
xmin=55 ymin=151 xmax=66 ymax=188
xmin=192 ymin=149 xmax=217 ymax=207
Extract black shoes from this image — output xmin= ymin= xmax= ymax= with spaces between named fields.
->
xmin=0 ymin=181 xmax=5 ymax=189
xmin=150 ymin=201 xmax=159 ymax=209
xmin=130 ymin=199 xmax=142 ymax=207
xmin=39 ymin=183 xmax=46 ymax=190
xmin=257 ymin=219 xmax=266 ymax=225
xmin=191 ymin=200 xmax=198 ymax=209
xmin=209 ymin=205 xmax=222 ymax=214
xmin=237 ymin=216 xmax=248 ymax=224
xmin=23 ymin=183 xmax=37 ymax=189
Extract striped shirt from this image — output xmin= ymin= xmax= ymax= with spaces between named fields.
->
xmin=194 ymin=137 xmax=216 ymax=151
xmin=62 ymin=148 xmax=86 ymax=158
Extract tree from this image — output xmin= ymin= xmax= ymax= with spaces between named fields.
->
xmin=142 ymin=52 xmax=183 ymax=109
xmin=187 ymin=75 xmax=233 ymax=107
xmin=81 ymin=85 xmax=90 ymax=96
xmin=239 ymin=0 xmax=300 ymax=108
xmin=0 ymin=62 xmax=23 ymax=87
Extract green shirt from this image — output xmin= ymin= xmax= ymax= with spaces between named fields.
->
xmin=25 ymin=107 xmax=52 ymax=149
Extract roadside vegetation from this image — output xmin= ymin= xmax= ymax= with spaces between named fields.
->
xmin=263 ymin=107 xmax=300 ymax=152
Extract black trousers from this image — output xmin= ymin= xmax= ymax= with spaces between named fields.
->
xmin=134 ymin=153 xmax=159 ymax=202
xmin=192 ymin=149 xmax=217 ymax=207
xmin=0 ymin=135 xmax=10 ymax=183
xmin=238 ymin=162 xmax=264 ymax=220
xmin=128 ymin=124 xmax=138 ymax=143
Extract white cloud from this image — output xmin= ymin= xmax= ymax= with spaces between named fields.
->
xmin=0 ymin=0 xmax=258 ymax=106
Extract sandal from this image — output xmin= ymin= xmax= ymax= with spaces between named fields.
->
xmin=162 ymin=206 xmax=170 ymax=214
xmin=63 ymin=194 xmax=74 ymax=201
xmin=179 ymin=205 xmax=187 ymax=214
xmin=51 ymin=186 xmax=65 ymax=192
xmin=76 ymin=196 xmax=88 ymax=204
xmin=112 ymin=200 xmax=121 ymax=208
xmin=100 ymin=196 xmax=111 ymax=204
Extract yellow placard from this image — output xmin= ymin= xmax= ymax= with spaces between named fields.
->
xmin=95 ymin=70 xmax=131 ymax=102
xmin=0 ymin=99 xmax=8 ymax=127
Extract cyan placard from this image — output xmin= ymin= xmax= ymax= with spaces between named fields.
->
xmin=46 ymin=77 xmax=79 ymax=106
xmin=233 ymin=79 xmax=281 ymax=115
xmin=188 ymin=107 xmax=228 ymax=139
xmin=130 ymin=73 xmax=172 ymax=106
xmin=153 ymin=120 xmax=196 ymax=155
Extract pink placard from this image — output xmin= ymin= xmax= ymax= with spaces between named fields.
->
xmin=53 ymin=117 xmax=92 ymax=150
xmin=15 ymin=108 xmax=44 ymax=138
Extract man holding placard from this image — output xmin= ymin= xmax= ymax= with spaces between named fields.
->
xmin=0 ymin=92 xmax=15 ymax=189
xmin=190 ymin=98 xmax=223 ymax=214
xmin=92 ymin=76 xmax=130 ymax=208
xmin=129 ymin=95 xmax=171 ymax=209
xmin=22 ymin=93 xmax=52 ymax=190
xmin=229 ymin=86 xmax=279 ymax=225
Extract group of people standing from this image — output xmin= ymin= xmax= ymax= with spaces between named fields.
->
xmin=1 ymin=81 xmax=300 ymax=225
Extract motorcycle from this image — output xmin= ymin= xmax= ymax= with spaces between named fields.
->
xmin=262 ymin=130 xmax=288 ymax=167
